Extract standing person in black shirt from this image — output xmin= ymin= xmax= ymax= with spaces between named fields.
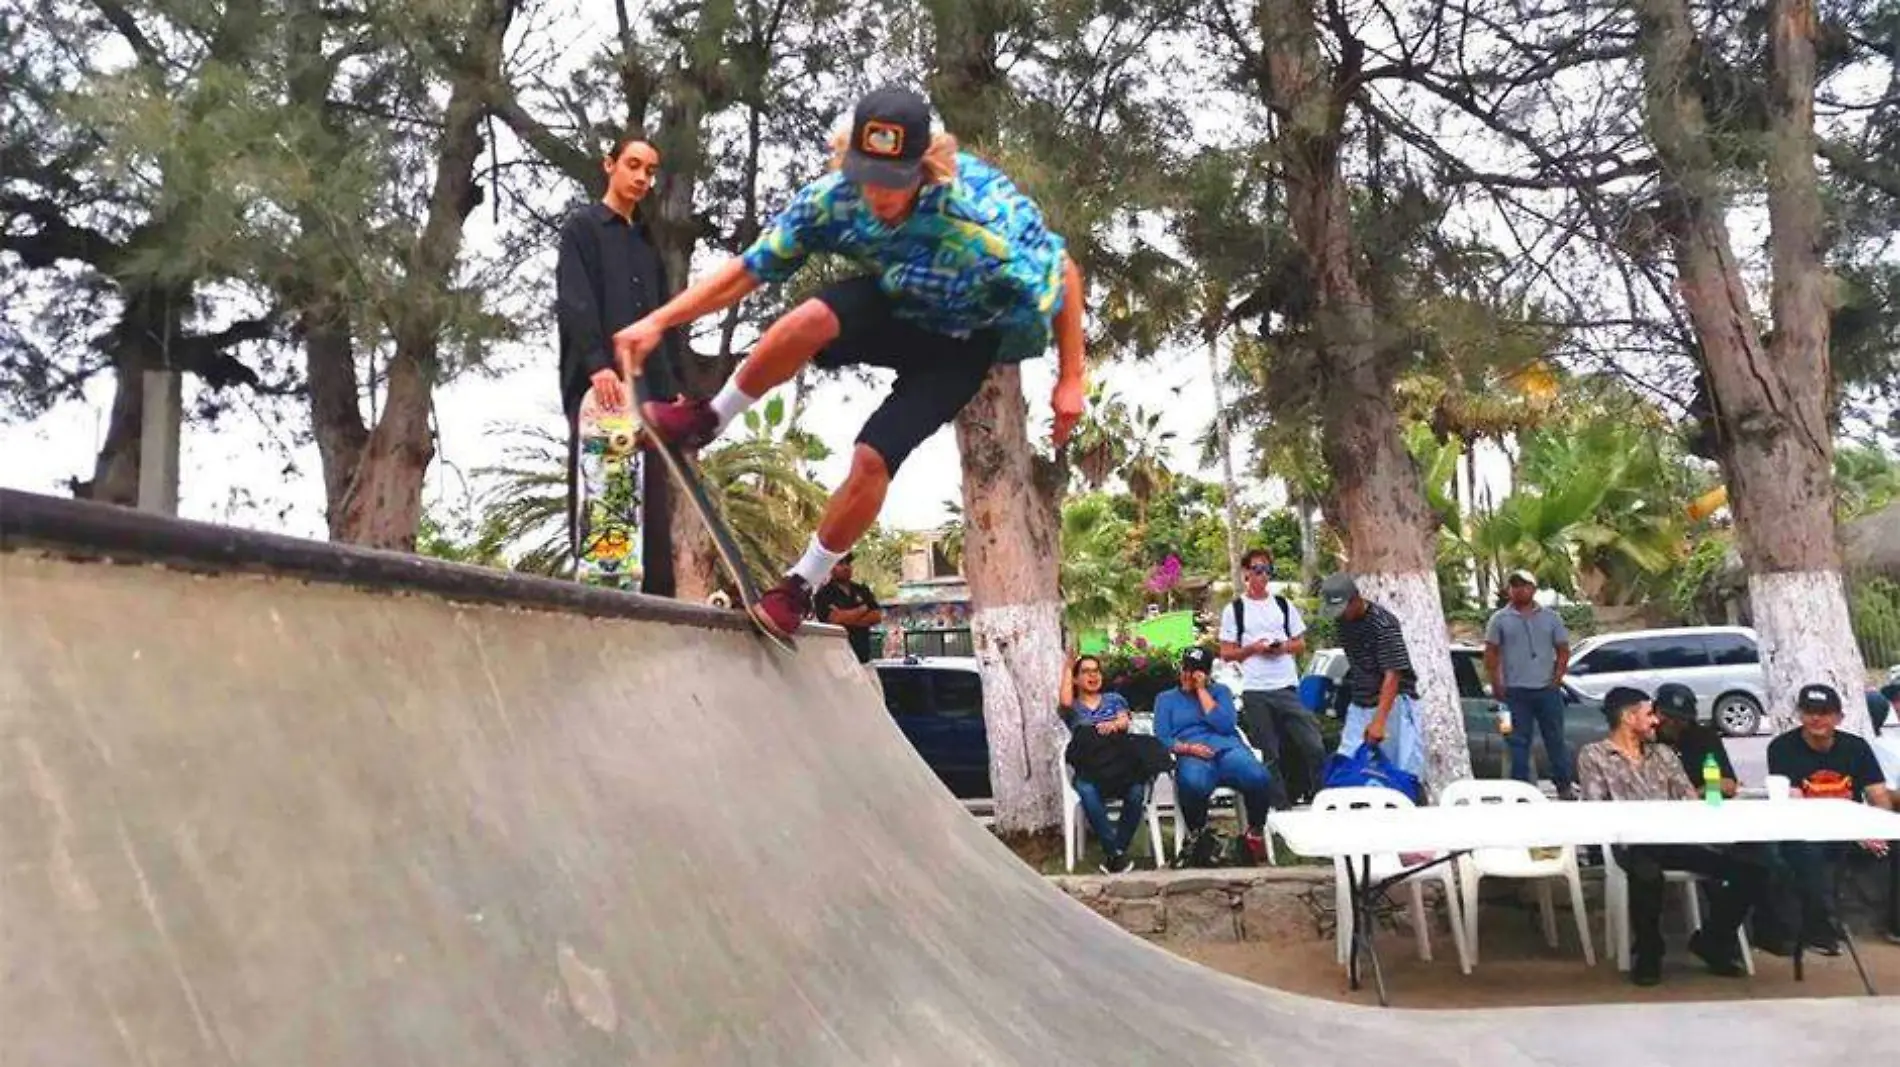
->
xmin=555 ymin=133 xmax=683 ymax=596
xmin=1653 ymin=683 xmax=1738 ymax=797
xmin=813 ymin=554 xmax=882 ymax=664
xmin=1317 ymin=572 xmax=1425 ymax=779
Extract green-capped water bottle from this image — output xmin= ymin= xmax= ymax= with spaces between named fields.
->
xmin=1702 ymin=752 xmax=1722 ymax=806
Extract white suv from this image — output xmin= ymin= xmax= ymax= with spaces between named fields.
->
xmin=1563 ymin=626 xmax=1767 ymax=737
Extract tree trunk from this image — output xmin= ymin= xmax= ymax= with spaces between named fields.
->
xmin=331 ymin=346 xmax=435 ymax=549
xmin=283 ymin=0 xmax=368 ymax=534
xmin=930 ymin=0 xmax=1067 ymax=834
xmin=75 ymin=349 xmax=144 ymax=506
xmin=1206 ymin=317 xmax=1245 ymax=593
xmin=1297 ymin=493 xmax=1319 ymax=591
xmin=954 ymin=368 xmax=1070 ymax=835
xmin=302 ymin=299 xmax=367 ymax=535
xmin=1255 ymin=0 xmax=1470 ymax=790
xmin=331 ymin=0 xmax=510 ymax=550
xmin=1636 ymin=0 xmax=1869 ymax=732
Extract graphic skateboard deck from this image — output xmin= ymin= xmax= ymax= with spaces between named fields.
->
xmin=573 ymin=387 xmax=643 ymax=591
xmin=629 ymin=376 xmax=797 ymax=654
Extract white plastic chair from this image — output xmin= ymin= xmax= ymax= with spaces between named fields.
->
xmin=1439 ymin=779 xmax=1594 ymax=966
xmin=1599 ymin=845 xmax=1755 ymax=975
xmin=1313 ymin=786 xmax=1472 ymax=974
xmin=1060 ymin=750 xmax=1167 ymax=871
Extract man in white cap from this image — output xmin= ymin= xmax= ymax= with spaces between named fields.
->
xmin=1483 ymin=569 xmax=1575 ymax=798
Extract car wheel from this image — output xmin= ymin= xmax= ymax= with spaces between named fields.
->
xmin=1713 ymin=692 xmax=1762 ymax=738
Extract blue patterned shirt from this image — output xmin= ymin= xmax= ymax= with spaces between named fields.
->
xmin=740 ymin=153 xmax=1068 ymax=362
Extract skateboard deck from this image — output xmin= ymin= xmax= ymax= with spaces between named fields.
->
xmin=573 ymin=387 xmax=643 ymax=591
xmin=629 ymin=376 xmax=797 ymax=654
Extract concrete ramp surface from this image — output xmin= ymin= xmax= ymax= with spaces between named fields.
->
xmin=2 ymin=491 xmax=1894 ymax=1064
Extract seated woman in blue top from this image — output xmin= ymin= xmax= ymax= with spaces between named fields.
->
xmin=1061 ymin=653 xmax=1169 ymax=874
xmin=1154 ymin=646 xmax=1273 ymax=864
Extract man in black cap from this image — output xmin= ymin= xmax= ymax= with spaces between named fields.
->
xmin=610 ymin=85 xmax=1087 ymax=642
xmin=1652 ymin=683 xmax=1738 ymax=798
xmin=813 ymin=554 xmax=882 ymax=665
xmin=1152 ymin=646 xmax=1274 ymax=864
xmin=1766 ymin=682 xmax=1894 ymax=954
xmin=1318 ymin=573 xmax=1425 ymax=778
xmin=1577 ymin=687 xmax=1769 ymax=985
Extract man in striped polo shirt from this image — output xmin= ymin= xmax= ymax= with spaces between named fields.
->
xmin=1317 ymin=572 xmax=1425 ymax=778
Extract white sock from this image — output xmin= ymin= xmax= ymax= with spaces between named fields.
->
xmin=709 ymin=381 xmax=757 ymax=433
xmin=788 ymin=535 xmax=846 ymax=587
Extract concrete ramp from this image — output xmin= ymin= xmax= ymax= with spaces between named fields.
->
xmin=1 ymin=490 xmax=1892 ymax=1065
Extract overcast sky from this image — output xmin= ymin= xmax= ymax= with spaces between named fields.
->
xmin=0 ymin=301 xmax=1272 ymax=541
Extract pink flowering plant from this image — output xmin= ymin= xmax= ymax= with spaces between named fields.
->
xmin=1092 ymin=631 xmax=1191 ymax=713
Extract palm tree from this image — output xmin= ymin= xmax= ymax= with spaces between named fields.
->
xmin=1468 ymin=418 xmax=1694 ymax=604
xmin=466 ymin=414 xmax=831 ymax=586
xmin=469 ymin=425 xmax=573 ymax=578
xmin=1836 ymin=443 xmax=1900 ymax=522
xmin=937 ymin=501 xmax=966 ymax=573
xmin=1059 ymin=493 xmax=1143 ymax=634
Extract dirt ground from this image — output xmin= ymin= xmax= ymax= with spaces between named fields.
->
xmin=1174 ymin=911 xmax=1900 ymax=1009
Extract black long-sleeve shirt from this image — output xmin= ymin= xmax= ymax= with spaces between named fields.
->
xmin=555 ymin=201 xmax=681 ymax=417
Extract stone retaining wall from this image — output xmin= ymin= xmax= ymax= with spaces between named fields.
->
xmin=1049 ymin=868 xmax=1453 ymax=945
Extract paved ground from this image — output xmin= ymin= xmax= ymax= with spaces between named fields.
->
xmin=5 ymin=493 xmax=1899 ymax=1066
xmin=1180 ymin=905 xmax=1900 ymax=1009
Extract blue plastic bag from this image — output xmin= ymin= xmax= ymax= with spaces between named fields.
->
xmin=1321 ymin=742 xmax=1423 ymax=804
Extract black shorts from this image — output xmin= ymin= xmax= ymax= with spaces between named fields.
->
xmin=810 ymin=276 xmax=1000 ymax=473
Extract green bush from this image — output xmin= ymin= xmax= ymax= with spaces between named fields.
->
xmin=1851 ymin=577 xmax=1900 ymax=670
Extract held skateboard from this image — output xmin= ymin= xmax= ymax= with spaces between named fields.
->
xmin=573 ymin=387 xmax=643 ymax=590
xmin=628 ymin=375 xmax=798 ymax=654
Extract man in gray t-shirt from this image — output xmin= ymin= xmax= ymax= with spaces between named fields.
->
xmin=1483 ymin=570 xmax=1574 ymax=797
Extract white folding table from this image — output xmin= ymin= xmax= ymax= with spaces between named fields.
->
xmin=1273 ymin=798 xmax=1900 ymax=1005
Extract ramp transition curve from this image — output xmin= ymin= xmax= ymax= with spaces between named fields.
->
xmin=1 ymin=490 xmax=1893 ymax=1064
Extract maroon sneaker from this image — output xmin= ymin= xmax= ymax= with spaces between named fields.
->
xmin=639 ymin=395 xmax=720 ymax=450
xmin=750 ymin=575 xmax=813 ymax=640
xmin=1243 ymin=830 xmax=1270 ymax=865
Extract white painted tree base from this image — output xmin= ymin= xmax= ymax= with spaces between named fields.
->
xmin=1354 ymin=570 xmax=1474 ymax=794
xmin=970 ymin=601 xmax=1069 ymax=835
xmin=1749 ymin=570 xmax=1872 ymax=736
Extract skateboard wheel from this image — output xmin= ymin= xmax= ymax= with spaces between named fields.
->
xmin=608 ymin=430 xmax=633 ymax=452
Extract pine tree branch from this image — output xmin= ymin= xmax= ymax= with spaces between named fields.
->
xmin=90 ymin=0 xmax=160 ymax=68
xmin=485 ymin=83 xmax=598 ymax=193
xmin=0 ymin=191 xmax=123 ymax=268
xmin=1820 ymin=138 xmax=1900 ymax=201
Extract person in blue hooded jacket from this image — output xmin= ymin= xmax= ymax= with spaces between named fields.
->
xmin=1154 ymin=646 xmax=1273 ymax=864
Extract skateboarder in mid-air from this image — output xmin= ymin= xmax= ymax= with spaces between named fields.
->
xmin=611 ymin=85 xmax=1088 ymax=641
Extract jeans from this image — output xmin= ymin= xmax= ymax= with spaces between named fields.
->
xmin=1505 ymin=686 xmax=1573 ymax=787
xmin=1241 ymin=688 xmax=1326 ymax=809
xmin=1175 ymin=747 xmax=1273 ymax=835
xmin=1615 ymin=844 xmax=1767 ymax=962
xmin=1073 ymin=779 xmax=1149 ymax=858
xmin=1339 ymin=697 xmax=1425 ymax=778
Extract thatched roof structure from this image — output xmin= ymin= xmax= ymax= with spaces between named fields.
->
xmin=1843 ymin=501 xmax=1900 ymax=576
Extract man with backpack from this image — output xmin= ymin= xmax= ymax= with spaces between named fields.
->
xmin=1218 ymin=547 xmax=1323 ymax=808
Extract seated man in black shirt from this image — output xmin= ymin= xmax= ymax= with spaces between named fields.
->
xmin=1653 ymin=683 xmax=1738 ymax=798
xmin=1766 ymin=683 xmax=1896 ymax=954
xmin=813 ymin=554 xmax=882 ymax=665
